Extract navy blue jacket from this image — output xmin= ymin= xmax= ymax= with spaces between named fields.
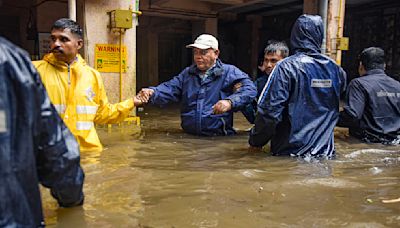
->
xmin=249 ymin=15 xmax=347 ymax=157
xmin=338 ymin=69 xmax=400 ymax=142
xmin=0 ymin=37 xmax=84 ymax=227
xmin=150 ymin=59 xmax=256 ymax=136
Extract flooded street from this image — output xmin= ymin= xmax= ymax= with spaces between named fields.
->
xmin=42 ymin=106 xmax=400 ymax=227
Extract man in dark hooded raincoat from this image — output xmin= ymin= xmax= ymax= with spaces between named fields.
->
xmin=249 ymin=15 xmax=347 ymax=158
xmin=0 ymin=36 xmax=84 ymax=227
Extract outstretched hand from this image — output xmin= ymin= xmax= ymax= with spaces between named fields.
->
xmin=212 ymin=99 xmax=232 ymax=114
xmin=134 ymin=88 xmax=155 ymax=106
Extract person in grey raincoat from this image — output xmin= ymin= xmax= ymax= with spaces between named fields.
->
xmin=0 ymin=36 xmax=84 ymax=227
xmin=337 ymin=47 xmax=400 ymax=144
xmin=249 ymin=15 xmax=347 ymax=158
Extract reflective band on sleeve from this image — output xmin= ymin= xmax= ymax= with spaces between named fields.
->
xmin=0 ymin=110 xmax=7 ymax=133
xmin=76 ymin=121 xmax=94 ymax=130
xmin=76 ymin=105 xmax=98 ymax=114
xmin=53 ymin=104 xmax=66 ymax=114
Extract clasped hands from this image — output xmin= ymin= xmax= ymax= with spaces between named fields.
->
xmin=133 ymin=88 xmax=232 ymax=114
xmin=133 ymin=88 xmax=154 ymax=106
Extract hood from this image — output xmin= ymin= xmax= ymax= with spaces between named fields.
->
xmin=290 ymin=14 xmax=324 ymax=54
xmin=43 ymin=53 xmax=87 ymax=70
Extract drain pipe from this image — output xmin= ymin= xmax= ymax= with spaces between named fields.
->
xmin=68 ymin=0 xmax=76 ymax=21
xmin=319 ymin=0 xmax=328 ymax=54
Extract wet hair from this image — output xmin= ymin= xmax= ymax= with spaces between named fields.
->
xmin=51 ymin=18 xmax=83 ymax=39
xmin=359 ymin=47 xmax=385 ymax=71
xmin=264 ymin=41 xmax=289 ymax=58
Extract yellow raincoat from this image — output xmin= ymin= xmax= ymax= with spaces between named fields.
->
xmin=33 ymin=53 xmax=134 ymax=152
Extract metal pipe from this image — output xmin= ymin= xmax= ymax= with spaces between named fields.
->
xmin=319 ymin=0 xmax=328 ymax=54
xmin=68 ymin=0 xmax=76 ymax=21
xmin=335 ymin=0 xmax=346 ymax=65
xmin=119 ymin=29 xmax=124 ymax=102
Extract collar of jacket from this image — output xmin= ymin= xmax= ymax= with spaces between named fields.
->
xmin=43 ymin=53 xmax=86 ymax=71
xmin=188 ymin=59 xmax=224 ymax=77
xmin=364 ymin=69 xmax=386 ymax=76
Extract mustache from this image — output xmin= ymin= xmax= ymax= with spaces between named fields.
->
xmin=50 ymin=47 xmax=64 ymax=54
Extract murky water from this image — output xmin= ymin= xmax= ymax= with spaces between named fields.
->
xmin=42 ymin=106 xmax=400 ymax=227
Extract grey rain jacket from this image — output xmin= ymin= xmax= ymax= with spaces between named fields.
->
xmin=0 ymin=37 xmax=84 ymax=227
xmin=338 ymin=69 xmax=400 ymax=144
xmin=249 ymin=15 xmax=347 ymax=157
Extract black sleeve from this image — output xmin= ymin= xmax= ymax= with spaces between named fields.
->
xmin=337 ymin=110 xmax=360 ymax=128
xmin=248 ymin=109 xmax=277 ymax=147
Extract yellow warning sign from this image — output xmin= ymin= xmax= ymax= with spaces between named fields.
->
xmin=95 ymin=44 xmax=127 ymax=73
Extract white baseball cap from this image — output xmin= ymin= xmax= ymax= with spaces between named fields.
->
xmin=186 ymin=34 xmax=219 ymax=50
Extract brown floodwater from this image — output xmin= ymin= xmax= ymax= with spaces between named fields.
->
xmin=42 ymin=106 xmax=400 ymax=227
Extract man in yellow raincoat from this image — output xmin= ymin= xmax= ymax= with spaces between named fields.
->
xmin=33 ymin=18 xmax=142 ymax=152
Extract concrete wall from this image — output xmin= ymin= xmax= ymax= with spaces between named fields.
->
xmin=84 ymin=0 xmax=137 ymax=106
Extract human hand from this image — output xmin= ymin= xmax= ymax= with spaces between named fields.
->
xmin=137 ymin=88 xmax=155 ymax=103
xmin=133 ymin=95 xmax=144 ymax=107
xmin=212 ymin=99 xmax=232 ymax=114
xmin=248 ymin=145 xmax=263 ymax=153
xmin=233 ymin=82 xmax=242 ymax=92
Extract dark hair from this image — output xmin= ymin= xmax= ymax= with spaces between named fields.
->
xmin=359 ymin=47 xmax=385 ymax=71
xmin=51 ymin=18 xmax=83 ymax=39
xmin=264 ymin=41 xmax=289 ymax=58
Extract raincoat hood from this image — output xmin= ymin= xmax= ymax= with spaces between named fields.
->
xmin=43 ymin=52 xmax=87 ymax=70
xmin=290 ymin=14 xmax=324 ymax=54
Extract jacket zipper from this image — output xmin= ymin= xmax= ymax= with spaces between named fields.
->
xmin=67 ymin=64 xmax=71 ymax=86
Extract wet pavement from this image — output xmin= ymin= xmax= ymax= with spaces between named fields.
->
xmin=42 ymin=106 xmax=400 ymax=227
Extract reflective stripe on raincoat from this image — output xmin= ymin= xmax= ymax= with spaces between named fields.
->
xmin=249 ymin=15 xmax=347 ymax=157
xmin=33 ymin=53 xmax=134 ymax=152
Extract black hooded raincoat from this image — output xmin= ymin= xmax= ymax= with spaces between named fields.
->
xmin=0 ymin=37 xmax=84 ymax=227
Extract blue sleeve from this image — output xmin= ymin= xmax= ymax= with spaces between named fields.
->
xmin=34 ymin=69 xmax=84 ymax=207
xmin=249 ymin=63 xmax=291 ymax=147
xmin=226 ymin=68 xmax=257 ymax=111
xmin=340 ymin=68 xmax=347 ymax=95
xmin=149 ymin=69 xmax=185 ymax=106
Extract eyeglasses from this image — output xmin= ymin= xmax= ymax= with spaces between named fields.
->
xmin=193 ymin=49 xmax=213 ymax=56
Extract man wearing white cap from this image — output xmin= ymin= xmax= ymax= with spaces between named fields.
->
xmin=139 ymin=34 xmax=256 ymax=136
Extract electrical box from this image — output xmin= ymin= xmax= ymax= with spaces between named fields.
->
xmin=337 ymin=37 xmax=349 ymax=51
xmin=109 ymin=9 xmax=133 ymax=29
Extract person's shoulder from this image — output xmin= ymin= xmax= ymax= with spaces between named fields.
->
xmin=0 ymin=37 xmax=30 ymax=64
xmin=32 ymin=59 xmax=47 ymax=68
xmin=78 ymin=58 xmax=101 ymax=77
xmin=220 ymin=62 xmax=235 ymax=69
xmin=348 ymin=76 xmax=365 ymax=89
xmin=272 ymin=55 xmax=297 ymax=72
xmin=220 ymin=62 xmax=245 ymax=74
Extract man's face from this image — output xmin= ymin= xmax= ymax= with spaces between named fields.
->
xmin=263 ymin=51 xmax=284 ymax=75
xmin=50 ymin=28 xmax=82 ymax=63
xmin=193 ymin=48 xmax=219 ymax=72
